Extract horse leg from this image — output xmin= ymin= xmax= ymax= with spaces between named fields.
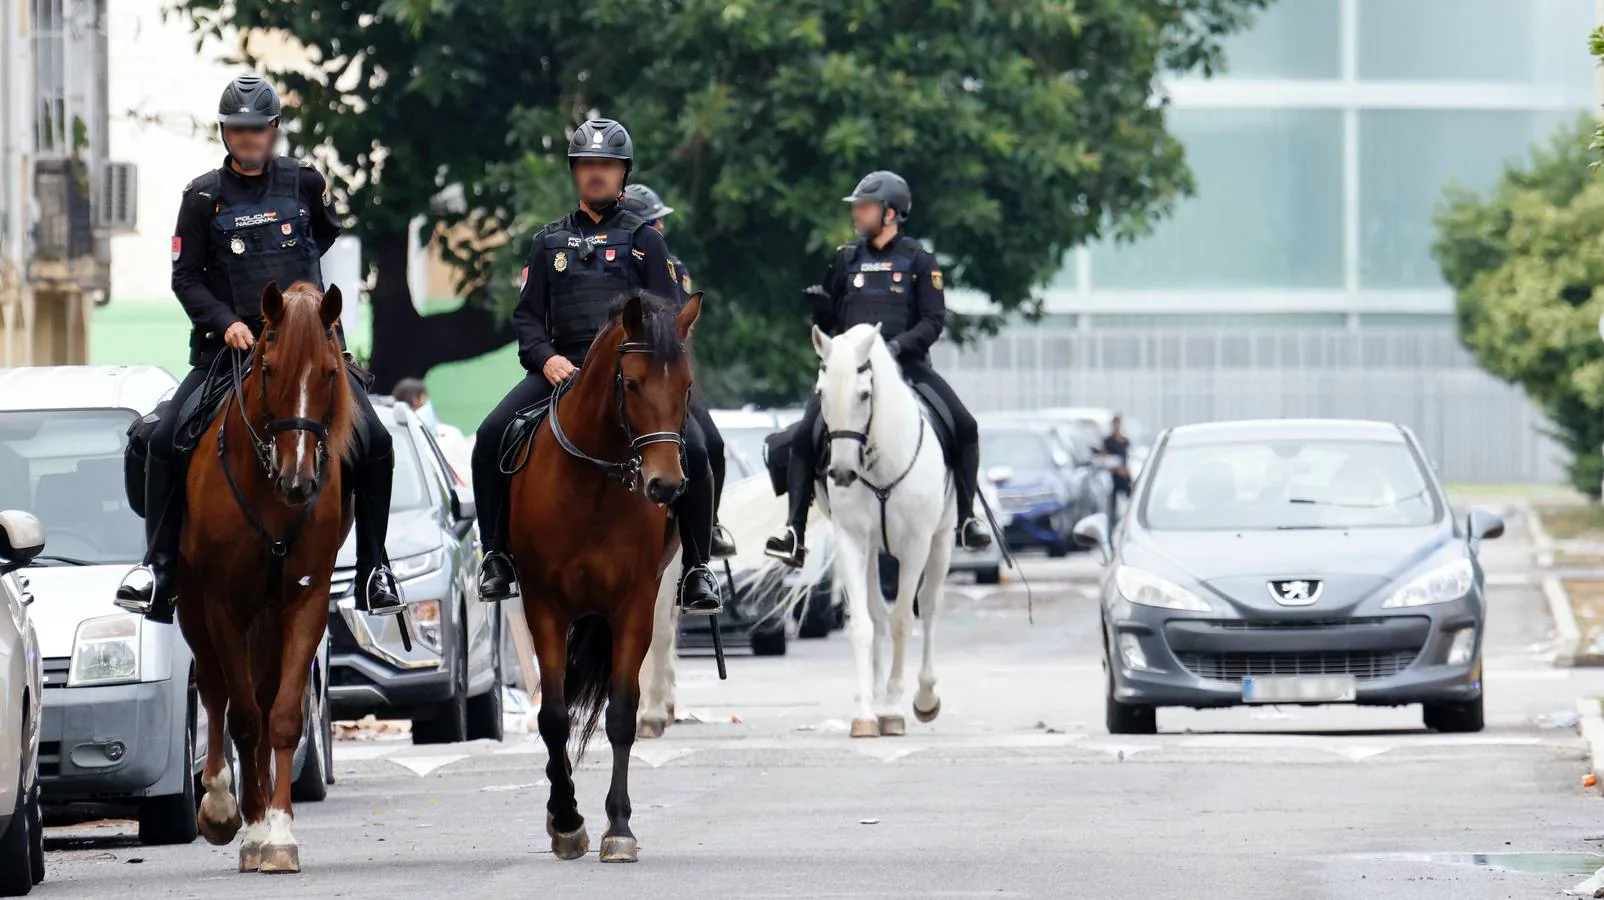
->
xmin=637 ymin=560 xmax=679 ymax=739
xmin=529 ymin=602 xmax=587 ymax=859
xmin=207 ymin=601 xmax=268 ymax=872
xmin=913 ymin=537 xmax=953 ymax=724
xmin=834 ymin=534 xmax=878 ymax=738
xmin=880 ymin=536 xmax=930 ymax=737
xmin=863 ymin=550 xmax=892 ymax=722
xmin=601 ymin=603 xmax=652 ymax=863
xmin=182 ymin=597 xmax=241 ymax=846
xmin=256 ymin=596 xmax=325 ymax=874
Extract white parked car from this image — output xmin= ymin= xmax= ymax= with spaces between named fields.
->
xmin=0 ymin=366 xmax=329 ymax=845
xmin=0 ymin=510 xmax=45 ymax=895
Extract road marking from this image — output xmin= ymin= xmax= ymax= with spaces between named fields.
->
xmin=631 ymin=747 xmax=698 ymax=768
xmin=387 ymin=755 xmax=468 ymax=776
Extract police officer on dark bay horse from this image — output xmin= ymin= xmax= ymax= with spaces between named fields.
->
xmin=621 ymin=182 xmax=736 ymax=558
xmin=114 ymin=74 xmax=403 ymax=623
xmin=472 ymin=119 xmax=725 ymax=614
xmin=765 ymin=170 xmax=992 ymax=566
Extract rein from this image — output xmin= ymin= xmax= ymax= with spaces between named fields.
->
xmin=826 ymin=357 xmax=928 ymax=556
xmin=547 ymin=341 xmax=685 ymax=493
xmin=216 ymin=329 xmax=340 ymax=560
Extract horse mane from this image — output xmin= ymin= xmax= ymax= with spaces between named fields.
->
xmin=600 ymin=291 xmax=688 ymax=364
xmin=271 ymin=281 xmax=357 ymax=462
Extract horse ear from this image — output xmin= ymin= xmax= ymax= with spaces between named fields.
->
xmin=622 ymin=294 xmax=645 ymax=338
xmin=261 ymin=281 xmax=284 ymax=323
xmin=675 ymin=291 xmax=703 ymax=340
xmin=811 ymin=325 xmax=831 ymax=360
xmin=320 ymin=284 xmax=343 ymax=331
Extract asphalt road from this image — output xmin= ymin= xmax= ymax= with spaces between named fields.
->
xmin=34 ymin=505 xmax=1604 ymax=899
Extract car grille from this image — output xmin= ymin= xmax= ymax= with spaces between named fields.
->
xmin=1175 ymin=650 xmax=1418 ymax=682
xmin=42 ymin=657 xmax=70 ymax=689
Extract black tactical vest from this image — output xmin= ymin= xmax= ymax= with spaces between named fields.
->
xmin=201 ymin=158 xmax=322 ymax=321
xmin=540 ymin=210 xmax=649 ymax=360
xmin=837 ymin=239 xmax=918 ymax=336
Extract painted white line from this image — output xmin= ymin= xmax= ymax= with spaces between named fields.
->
xmin=1543 ymin=575 xmax=1583 ymax=667
xmin=851 ymin=745 xmax=920 ymax=763
xmin=630 ymin=747 xmax=697 ymax=768
xmin=387 ymin=755 xmax=468 ymax=776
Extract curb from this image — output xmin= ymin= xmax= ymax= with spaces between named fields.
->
xmin=1545 ymin=576 xmax=1584 ymax=668
xmin=1528 ymin=501 xmax=1556 ymax=567
xmin=1579 ymin=696 xmax=1604 ymax=790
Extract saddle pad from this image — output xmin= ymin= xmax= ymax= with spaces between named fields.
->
xmin=497 ymin=399 xmax=553 ymax=475
xmin=908 ymin=381 xmax=958 ymax=467
xmin=172 ymin=372 xmax=234 ymax=454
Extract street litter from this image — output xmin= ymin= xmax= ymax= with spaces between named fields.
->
xmin=1536 ymin=711 xmax=1582 ymax=729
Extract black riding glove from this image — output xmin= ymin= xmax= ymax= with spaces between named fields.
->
xmin=885 ymin=339 xmax=903 ymax=359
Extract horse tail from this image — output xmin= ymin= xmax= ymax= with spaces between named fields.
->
xmin=715 ymin=472 xmax=837 ymax=630
xmin=564 ymin=614 xmax=613 ymax=761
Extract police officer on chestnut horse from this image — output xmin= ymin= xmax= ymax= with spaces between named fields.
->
xmin=765 ymin=170 xmax=993 ymax=566
xmin=472 ymin=119 xmax=725 ymax=614
xmin=621 ymin=182 xmax=736 ymax=558
xmin=115 ymin=74 xmax=403 ymax=623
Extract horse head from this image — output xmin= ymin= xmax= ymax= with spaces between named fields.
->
xmin=598 ymin=291 xmax=702 ymax=504
xmin=812 ymin=322 xmax=894 ymax=488
xmin=254 ymin=281 xmax=353 ymax=504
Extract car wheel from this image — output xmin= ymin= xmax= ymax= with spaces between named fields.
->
xmin=0 ymin=768 xmax=32 ymax=896
xmin=1104 ymin=656 xmax=1156 ymax=736
xmin=26 ymin=782 xmax=42 ymax=886
xmin=750 ymin=621 xmax=787 ymax=657
xmin=1423 ymin=694 xmax=1484 ymax=734
xmin=137 ymin=709 xmax=199 ymax=846
xmin=974 ymin=566 xmax=1001 ymax=585
xmin=291 ymin=676 xmax=329 ymax=803
xmin=466 ymin=620 xmax=505 ymax=742
xmin=413 ymin=621 xmax=470 ymax=745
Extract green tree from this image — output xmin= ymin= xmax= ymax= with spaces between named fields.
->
xmin=1433 ymin=117 xmax=1604 ymax=496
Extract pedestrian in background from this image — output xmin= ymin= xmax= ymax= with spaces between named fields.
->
xmin=1103 ymin=414 xmax=1132 ymax=526
xmin=393 ymin=377 xmax=472 ymax=485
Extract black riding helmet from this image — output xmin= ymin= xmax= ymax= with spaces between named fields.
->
xmin=622 ymin=183 xmax=673 ymax=220
xmin=217 ymin=75 xmax=282 ymax=127
xmin=843 ymin=170 xmax=912 ymax=224
xmin=569 ymin=118 xmax=634 ymax=178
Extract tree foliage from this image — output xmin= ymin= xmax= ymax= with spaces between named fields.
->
xmin=1433 ymin=117 xmax=1604 ymax=496
xmin=176 ymin=0 xmax=1269 ymax=402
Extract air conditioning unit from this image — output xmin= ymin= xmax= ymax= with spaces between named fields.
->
xmin=96 ymin=162 xmax=137 ymax=232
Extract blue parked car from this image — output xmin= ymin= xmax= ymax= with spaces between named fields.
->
xmin=981 ymin=425 xmax=1076 ymax=557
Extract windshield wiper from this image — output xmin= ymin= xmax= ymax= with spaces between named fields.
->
xmin=1288 ymin=489 xmax=1427 ymax=510
xmin=30 ymin=555 xmax=96 ymax=567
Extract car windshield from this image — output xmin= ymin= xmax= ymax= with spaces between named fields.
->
xmin=719 ymin=426 xmax=774 ymax=475
xmin=0 ymin=408 xmax=143 ymax=564
xmin=389 ymin=422 xmax=432 ymax=512
xmin=982 ymin=431 xmax=1053 ymax=470
xmin=1141 ymin=437 xmax=1440 ymax=531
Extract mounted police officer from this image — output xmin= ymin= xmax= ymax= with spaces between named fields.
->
xmin=765 ymin=170 xmax=992 ymax=566
xmin=621 ymin=182 xmax=736 ymax=558
xmin=114 ymin=75 xmax=403 ymax=623
xmin=471 ymin=119 xmax=724 ymax=615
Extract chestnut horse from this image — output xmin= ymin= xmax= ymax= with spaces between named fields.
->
xmin=508 ymin=291 xmax=701 ymax=864
xmin=178 ymin=281 xmax=355 ymax=874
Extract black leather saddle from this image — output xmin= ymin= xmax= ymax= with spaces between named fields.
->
xmin=497 ymin=399 xmax=554 ymax=475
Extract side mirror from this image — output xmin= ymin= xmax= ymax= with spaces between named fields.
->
xmin=450 ymin=486 xmax=477 ymax=523
xmin=0 ymin=510 xmax=45 ymax=574
xmin=986 ymin=465 xmax=1014 ymax=485
xmin=1073 ymin=513 xmax=1112 ymax=565
xmin=1467 ymin=507 xmax=1504 ymax=542
xmin=1050 ymin=450 xmax=1070 ymax=470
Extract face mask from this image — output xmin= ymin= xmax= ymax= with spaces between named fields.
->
xmin=417 ymin=400 xmax=440 ymax=432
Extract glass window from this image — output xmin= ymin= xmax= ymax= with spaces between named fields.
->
xmin=388 ymin=422 xmax=432 ymax=512
xmin=1216 ymin=0 xmax=1341 ymax=79
xmin=0 ymin=408 xmax=142 ymax=564
xmin=1358 ymin=0 xmax=1595 ymax=87
xmin=980 ymin=430 xmax=1055 ymax=470
xmin=1141 ymin=438 xmax=1440 ymax=531
xmin=1089 ymin=109 xmax=1344 ymax=290
xmin=1358 ymin=109 xmax=1578 ymax=289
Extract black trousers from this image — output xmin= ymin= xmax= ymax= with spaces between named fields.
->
xmin=473 ymin=372 xmax=715 ymax=569
xmin=1109 ymin=476 xmax=1132 ymax=527
xmin=687 ymin=396 xmax=727 ymax=511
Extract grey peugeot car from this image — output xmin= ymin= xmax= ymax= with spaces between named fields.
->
xmin=1075 ymin=419 xmax=1502 ymax=736
xmin=327 ymin=398 xmax=502 ymax=744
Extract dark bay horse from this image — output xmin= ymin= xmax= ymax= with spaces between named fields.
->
xmin=178 ymin=281 xmax=355 ymax=874
xmin=508 ymin=291 xmax=702 ymax=864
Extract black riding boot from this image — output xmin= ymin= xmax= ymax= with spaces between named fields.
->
xmin=474 ymin=463 xmax=519 ymax=603
xmin=763 ymin=453 xmax=815 ymax=568
xmin=114 ymin=455 xmax=184 ymax=624
xmin=676 ymin=472 xmax=723 ymax=616
xmin=353 ymin=454 xmax=404 ymax=616
xmin=955 ymin=441 xmax=993 ymax=550
xmin=708 ymin=445 xmax=736 ymax=558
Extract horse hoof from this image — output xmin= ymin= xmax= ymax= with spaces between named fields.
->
xmin=197 ymin=800 xmax=242 ymax=846
xmin=238 ymin=843 xmax=262 ymax=873
xmin=877 ymin=715 xmax=906 ymax=737
xmin=637 ymin=718 xmax=666 ymax=740
xmin=850 ymin=718 xmax=879 ymax=738
xmin=257 ymin=843 xmax=300 ymax=874
xmin=913 ymin=697 xmax=941 ymax=723
xmin=551 ymin=825 xmax=590 ymax=860
xmin=599 ymin=834 xmax=639 ymax=863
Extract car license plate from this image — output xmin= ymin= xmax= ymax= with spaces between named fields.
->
xmin=1241 ymin=675 xmax=1357 ymax=704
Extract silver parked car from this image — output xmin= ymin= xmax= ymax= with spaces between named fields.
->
xmin=0 ymin=366 xmax=329 ymax=846
xmin=0 ymin=511 xmax=44 ymax=895
xmin=327 ymin=398 xmax=502 ymax=744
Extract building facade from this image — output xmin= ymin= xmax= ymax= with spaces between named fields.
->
xmin=940 ymin=0 xmax=1597 ymax=484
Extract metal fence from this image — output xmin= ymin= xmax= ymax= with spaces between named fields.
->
xmin=932 ymin=325 xmax=1566 ymax=485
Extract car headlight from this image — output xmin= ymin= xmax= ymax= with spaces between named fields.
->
xmin=392 ymin=548 xmax=446 ymax=581
xmin=68 ymin=614 xmax=142 ymax=687
xmin=1114 ymin=566 xmax=1212 ymax=612
xmin=1383 ymin=558 xmax=1474 ymax=608
xmin=410 ymin=598 xmax=443 ymax=652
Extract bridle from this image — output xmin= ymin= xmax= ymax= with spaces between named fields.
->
xmin=548 ymin=340 xmax=686 ymax=493
xmin=823 ymin=355 xmax=926 ymax=555
xmin=217 ymin=327 xmax=341 ymax=558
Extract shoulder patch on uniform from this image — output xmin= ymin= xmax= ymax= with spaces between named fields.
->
xmin=930 ymin=269 xmax=944 ymax=290
xmin=631 ymin=248 xmax=646 ymax=260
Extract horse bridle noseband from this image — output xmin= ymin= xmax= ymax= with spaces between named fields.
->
xmin=548 ymin=341 xmax=686 ymax=493
xmin=823 ymin=357 xmax=927 ymax=555
xmin=217 ymin=328 xmax=341 ymax=558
